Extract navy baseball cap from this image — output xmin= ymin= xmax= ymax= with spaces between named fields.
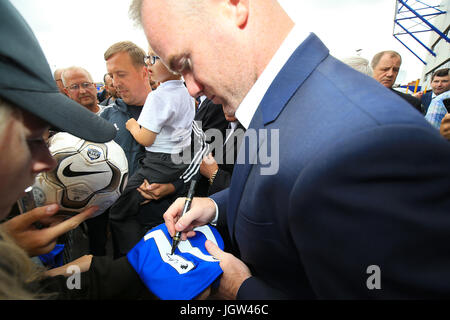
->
xmin=0 ymin=0 xmax=116 ymax=143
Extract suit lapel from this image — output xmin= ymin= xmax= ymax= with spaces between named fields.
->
xmin=227 ymin=33 xmax=330 ymax=239
xmin=261 ymin=33 xmax=329 ymax=125
xmin=227 ymin=111 xmax=264 ymax=239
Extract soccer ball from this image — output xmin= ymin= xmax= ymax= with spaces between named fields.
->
xmin=30 ymin=132 xmax=128 ymax=218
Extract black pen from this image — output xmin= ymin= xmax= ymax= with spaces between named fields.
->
xmin=171 ymin=176 xmax=199 ymax=255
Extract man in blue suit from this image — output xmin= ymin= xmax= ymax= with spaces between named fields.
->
xmin=131 ymin=0 xmax=450 ymax=299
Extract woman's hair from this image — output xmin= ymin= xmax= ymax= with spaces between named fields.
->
xmin=0 ymin=98 xmax=53 ymax=300
xmin=0 ymin=227 xmax=47 ymax=299
xmin=0 ymin=98 xmax=16 ymax=140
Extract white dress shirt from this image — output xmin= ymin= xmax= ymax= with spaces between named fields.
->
xmin=235 ymin=25 xmax=310 ymax=129
xmin=211 ymin=25 xmax=310 ymax=224
xmin=224 ymin=121 xmax=239 ymax=145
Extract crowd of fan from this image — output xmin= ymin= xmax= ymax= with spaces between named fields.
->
xmin=1 ymin=0 xmax=450 ymax=301
xmin=31 ymin=46 xmax=450 ymax=280
xmin=46 ymin=41 xmax=238 ymax=260
xmin=342 ymin=54 xmax=450 ymax=139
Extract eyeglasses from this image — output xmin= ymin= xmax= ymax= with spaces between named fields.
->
xmin=145 ymin=55 xmax=160 ymax=66
xmin=66 ymin=82 xmax=95 ymax=91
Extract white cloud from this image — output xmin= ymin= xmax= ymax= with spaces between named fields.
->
xmin=10 ymin=0 xmax=428 ymax=84
xmin=10 ymin=0 xmax=148 ymax=82
xmin=278 ymin=0 xmax=427 ymax=84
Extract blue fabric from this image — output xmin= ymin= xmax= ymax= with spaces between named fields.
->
xmin=127 ymin=224 xmax=224 ymax=300
xmin=421 ymin=91 xmax=433 ymax=111
xmin=38 ymin=244 xmax=65 ymax=268
xmin=212 ymin=33 xmax=450 ymax=299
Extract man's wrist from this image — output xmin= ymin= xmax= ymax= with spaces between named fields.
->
xmin=208 ymin=198 xmax=219 ymax=226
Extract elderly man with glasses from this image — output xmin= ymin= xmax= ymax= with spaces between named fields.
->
xmin=62 ymin=66 xmax=104 ymax=115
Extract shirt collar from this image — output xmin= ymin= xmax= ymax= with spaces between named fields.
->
xmin=224 ymin=121 xmax=239 ymax=145
xmin=199 ymin=95 xmax=207 ymax=104
xmin=229 ymin=121 xmax=238 ymax=130
xmin=235 ymin=25 xmax=310 ymax=129
xmin=158 ymin=79 xmax=184 ymax=89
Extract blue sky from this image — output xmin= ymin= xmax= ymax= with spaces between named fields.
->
xmin=10 ymin=0 xmax=433 ymax=84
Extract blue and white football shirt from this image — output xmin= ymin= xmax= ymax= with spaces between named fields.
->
xmin=127 ymin=224 xmax=224 ymax=300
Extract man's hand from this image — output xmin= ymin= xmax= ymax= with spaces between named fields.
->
xmin=163 ymin=197 xmax=217 ymax=240
xmin=440 ymin=113 xmax=450 ymax=140
xmin=205 ymin=240 xmax=251 ymax=300
xmin=137 ymin=180 xmax=176 ymax=205
xmin=200 ymin=153 xmax=219 ymax=180
xmin=413 ymin=91 xmax=424 ymax=99
xmin=2 ymin=204 xmax=97 ymax=257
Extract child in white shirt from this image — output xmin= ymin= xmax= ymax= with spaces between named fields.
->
xmin=125 ymin=53 xmax=194 ymax=183
xmin=109 ymin=48 xmax=195 ymax=257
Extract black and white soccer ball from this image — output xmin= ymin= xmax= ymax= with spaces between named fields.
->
xmin=31 ymin=132 xmax=128 ymax=217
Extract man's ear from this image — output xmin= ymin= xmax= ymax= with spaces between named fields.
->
xmin=142 ymin=65 xmax=149 ymax=80
xmin=231 ymin=0 xmax=249 ymax=29
xmin=220 ymin=0 xmax=249 ymax=29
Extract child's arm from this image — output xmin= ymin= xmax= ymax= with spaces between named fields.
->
xmin=126 ymin=118 xmax=157 ymax=147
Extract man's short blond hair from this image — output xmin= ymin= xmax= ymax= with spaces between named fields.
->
xmin=129 ymin=0 xmax=203 ymax=27
xmin=129 ymin=0 xmax=144 ymax=26
xmin=104 ymin=41 xmax=146 ymax=70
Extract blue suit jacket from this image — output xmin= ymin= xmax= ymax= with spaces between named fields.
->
xmin=211 ymin=34 xmax=450 ymax=299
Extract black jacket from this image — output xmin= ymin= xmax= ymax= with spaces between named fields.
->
xmin=39 ymin=256 xmax=154 ymax=300
xmin=391 ymin=89 xmax=425 ymax=114
xmin=100 ymin=99 xmax=145 ymax=177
